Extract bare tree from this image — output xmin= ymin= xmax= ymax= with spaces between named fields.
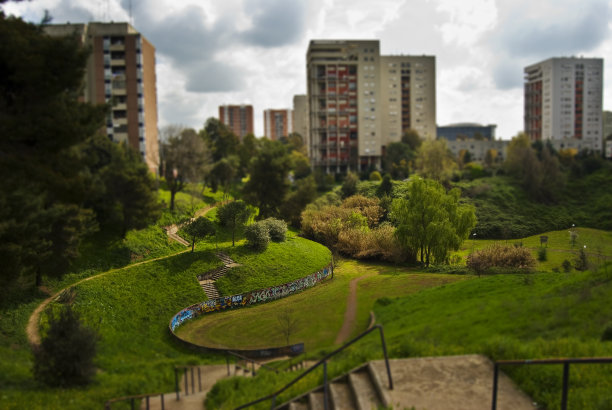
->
xmin=277 ymin=308 xmax=299 ymax=346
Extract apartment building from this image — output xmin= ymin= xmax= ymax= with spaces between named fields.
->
xmin=219 ymin=104 xmax=254 ymax=139
xmin=293 ymin=95 xmax=310 ymax=153
xmin=524 ymin=57 xmax=603 ymax=152
xmin=44 ymin=22 xmax=159 ymax=174
xmin=263 ymin=109 xmax=293 ymax=140
xmin=306 ymin=40 xmax=435 ymax=173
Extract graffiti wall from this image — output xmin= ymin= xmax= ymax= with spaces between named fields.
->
xmin=170 ymin=263 xmax=333 ymax=332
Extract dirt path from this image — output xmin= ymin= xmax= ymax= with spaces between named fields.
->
xmin=334 ymin=274 xmax=373 ymax=345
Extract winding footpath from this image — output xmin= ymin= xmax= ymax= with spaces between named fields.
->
xmin=26 ymin=202 xmax=222 ymax=347
xmin=334 ymin=273 xmax=375 ymax=345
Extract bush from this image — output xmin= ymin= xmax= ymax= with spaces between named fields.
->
xmin=575 ymin=247 xmax=588 ymax=271
xmin=33 ymin=306 xmax=98 ymax=387
xmin=369 ymin=170 xmax=382 ymax=181
xmin=538 ymin=247 xmax=547 ymax=262
xmin=562 ymin=259 xmax=572 ymax=273
xmin=263 ymin=218 xmax=287 ymax=242
xmin=466 ymin=243 xmax=536 ymax=276
xmin=244 ymin=222 xmax=270 ymax=251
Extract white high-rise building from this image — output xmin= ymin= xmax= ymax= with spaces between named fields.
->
xmin=306 ymin=40 xmax=436 ymax=173
xmin=524 ymin=57 xmax=603 ymax=152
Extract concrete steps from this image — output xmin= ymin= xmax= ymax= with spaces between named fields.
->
xmin=199 ymin=280 xmax=220 ymax=300
xmin=277 ymin=355 xmax=536 ymax=410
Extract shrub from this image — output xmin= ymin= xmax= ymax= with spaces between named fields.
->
xmin=538 ymin=247 xmax=547 ymax=262
xmin=33 ymin=306 xmax=98 ymax=387
xmin=244 ymin=222 xmax=270 ymax=251
xmin=369 ymin=170 xmax=382 ymax=181
xmin=341 ymin=172 xmax=359 ymax=198
xmin=263 ymin=218 xmax=287 ymax=242
xmin=466 ymin=243 xmax=536 ymax=276
xmin=562 ymin=259 xmax=572 ymax=273
xmin=574 ymin=247 xmax=588 ymax=271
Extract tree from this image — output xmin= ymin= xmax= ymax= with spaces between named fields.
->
xmin=200 ymin=118 xmax=239 ymax=162
xmin=208 ymin=156 xmax=238 ymax=196
xmin=243 ymin=140 xmax=291 ymax=218
xmin=402 ymin=129 xmax=422 ymax=150
xmin=280 ymin=175 xmax=317 ymax=227
xmin=183 ymin=217 xmax=216 ymax=252
xmin=161 ymin=128 xmax=210 ymax=211
xmin=391 ymin=177 xmax=476 ymax=265
xmin=376 ymin=174 xmax=393 ymax=198
xmin=217 ymin=200 xmax=252 ymax=246
xmin=83 ymin=134 xmax=160 ymax=235
xmin=237 ymin=133 xmax=260 ymax=177
xmin=0 ymin=14 xmax=106 ymax=288
xmin=289 ymin=150 xmax=311 ymax=180
xmin=33 ymin=306 xmax=98 ymax=387
xmin=414 ymin=139 xmax=457 ymax=181
xmin=341 ymin=172 xmax=359 ymax=198
xmin=277 ymin=307 xmax=299 ymax=346
xmin=384 ymin=142 xmax=415 ymax=179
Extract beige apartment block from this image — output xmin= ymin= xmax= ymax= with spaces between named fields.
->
xmin=263 ymin=109 xmax=293 ymax=140
xmin=306 ymin=40 xmax=436 ymax=173
xmin=44 ymin=22 xmax=160 ymax=174
xmin=219 ymin=104 xmax=254 ymax=140
xmin=524 ymin=57 xmax=603 ymax=152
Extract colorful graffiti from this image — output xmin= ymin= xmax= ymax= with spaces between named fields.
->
xmin=170 ymin=264 xmax=333 ymax=332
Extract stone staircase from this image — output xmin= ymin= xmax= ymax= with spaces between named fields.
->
xmin=275 ymin=355 xmax=536 ymax=410
xmin=196 ymin=252 xmax=239 ymax=300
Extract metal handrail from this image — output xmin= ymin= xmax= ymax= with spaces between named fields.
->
xmin=174 ymin=365 xmax=203 ymax=400
xmin=105 ymin=392 xmax=165 ymax=410
xmin=235 ymin=324 xmax=393 ymax=409
xmin=491 ymin=357 xmax=612 ymax=410
xmin=227 ymin=350 xmax=280 ymax=376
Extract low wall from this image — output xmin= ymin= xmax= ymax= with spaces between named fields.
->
xmin=168 ymin=262 xmax=333 ymax=356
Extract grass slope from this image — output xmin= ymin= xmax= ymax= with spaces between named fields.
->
xmin=374 ymin=269 xmax=612 ymax=409
xmin=215 ymin=233 xmax=332 ymax=296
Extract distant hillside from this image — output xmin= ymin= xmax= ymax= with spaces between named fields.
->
xmin=454 ymin=169 xmax=612 ymax=239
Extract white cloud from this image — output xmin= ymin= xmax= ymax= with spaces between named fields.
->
xmin=2 ymin=0 xmax=611 ymax=140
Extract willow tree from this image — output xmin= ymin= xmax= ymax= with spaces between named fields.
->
xmin=391 ymin=177 xmax=476 ymax=265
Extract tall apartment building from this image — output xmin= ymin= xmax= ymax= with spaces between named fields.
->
xmin=44 ymin=22 xmax=159 ymax=174
xmin=263 ymin=109 xmax=293 ymax=140
xmin=293 ymin=95 xmax=310 ymax=153
xmin=219 ymin=105 xmax=254 ymax=139
xmin=306 ymin=40 xmax=435 ymax=173
xmin=524 ymin=57 xmax=603 ymax=151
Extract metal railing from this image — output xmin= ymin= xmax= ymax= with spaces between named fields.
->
xmin=235 ymin=324 xmax=393 ymax=410
xmin=174 ymin=365 xmax=203 ymax=400
xmin=226 ymin=351 xmax=280 ymax=377
xmin=491 ymin=357 xmax=612 ymax=410
xmin=105 ymin=392 xmax=165 ymax=410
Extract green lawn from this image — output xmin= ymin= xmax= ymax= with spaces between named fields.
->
xmin=215 ymin=233 xmax=332 ymax=296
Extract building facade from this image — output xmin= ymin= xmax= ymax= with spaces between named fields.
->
xmin=263 ymin=109 xmax=293 ymax=140
xmin=219 ymin=104 xmax=254 ymax=139
xmin=524 ymin=57 xmax=603 ymax=152
xmin=44 ymin=22 xmax=159 ymax=174
xmin=437 ymin=123 xmax=496 ymax=141
xmin=293 ymin=95 xmax=310 ymax=153
xmin=306 ymin=40 xmax=436 ymax=173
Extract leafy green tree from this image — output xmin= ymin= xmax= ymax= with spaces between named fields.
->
xmin=414 ymin=139 xmax=457 ymax=182
xmin=217 ymin=200 xmax=252 ymax=246
xmin=289 ymin=150 xmax=311 ymax=180
xmin=208 ymin=156 xmax=238 ymax=196
xmin=200 ymin=117 xmax=240 ymax=162
xmin=83 ymin=134 xmax=160 ymax=235
xmin=391 ymin=177 xmax=476 ymax=265
xmin=243 ymin=140 xmax=291 ymax=218
xmin=402 ymin=129 xmax=422 ymax=150
xmin=0 ymin=14 xmax=105 ymax=287
xmin=161 ymin=128 xmax=210 ymax=211
xmin=33 ymin=306 xmax=98 ymax=387
xmin=280 ymin=175 xmax=317 ymax=227
xmin=237 ymin=133 xmax=260 ymax=176
xmin=341 ymin=172 xmax=359 ymax=198
xmin=384 ymin=142 xmax=414 ymax=179
xmin=183 ymin=217 xmax=216 ymax=252
xmin=376 ymin=174 xmax=393 ymax=198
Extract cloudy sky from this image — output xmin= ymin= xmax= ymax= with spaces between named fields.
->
xmin=4 ymin=0 xmax=612 ymax=139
